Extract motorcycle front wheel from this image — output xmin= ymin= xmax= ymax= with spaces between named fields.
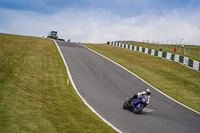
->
xmin=132 ymin=103 xmax=144 ymax=114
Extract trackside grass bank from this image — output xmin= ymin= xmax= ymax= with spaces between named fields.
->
xmin=0 ymin=33 xmax=116 ymax=133
xmin=82 ymin=43 xmax=200 ymax=113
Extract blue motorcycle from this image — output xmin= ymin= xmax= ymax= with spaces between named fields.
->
xmin=123 ymin=95 xmax=147 ymax=114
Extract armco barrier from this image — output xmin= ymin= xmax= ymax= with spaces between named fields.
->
xmin=108 ymin=41 xmax=200 ymax=71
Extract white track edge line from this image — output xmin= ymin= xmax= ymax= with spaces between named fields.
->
xmin=81 ymin=44 xmax=200 ymax=115
xmin=54 ymin=40 xmax=122 ymax=133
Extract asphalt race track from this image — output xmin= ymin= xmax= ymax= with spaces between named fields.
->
xmin=56 ymin=40 xmax=200 ymax=133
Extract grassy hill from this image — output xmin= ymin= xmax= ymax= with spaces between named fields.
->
xmin=82 ymin=43 xmax=200 ymax=113
xmin=0 ymin=33 xmax=116 ymax=133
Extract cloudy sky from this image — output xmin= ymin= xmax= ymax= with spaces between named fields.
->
xmin=0 ymin=0 xmax=200 ymax=44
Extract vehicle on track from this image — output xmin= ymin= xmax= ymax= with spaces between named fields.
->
xmin=47 ymin=31 xmax=58 ymax=40
xmin=123 ymin=95 xmax=148 ymax=114
xmin=57 ymin=38 xmax=65 ymax=41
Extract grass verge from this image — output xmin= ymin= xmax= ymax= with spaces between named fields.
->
xmin=82 ymin=43 xmax=200 ymax=113
xmin=0 ymin=33 xmax=117 ymax=133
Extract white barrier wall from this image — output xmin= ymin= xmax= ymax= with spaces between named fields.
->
xmin=108 ymin=41 xmax=200 ymax=71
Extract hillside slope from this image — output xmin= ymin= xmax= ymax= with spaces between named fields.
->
xmin=0 ymin=33 xmax=116 ymax=133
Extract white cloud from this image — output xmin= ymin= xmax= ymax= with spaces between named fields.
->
xmin=0 ymin=8 xmax=200 ymax=44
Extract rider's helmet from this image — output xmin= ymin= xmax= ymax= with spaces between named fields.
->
xmin=146 ymin=89 xmax=151 ymax=95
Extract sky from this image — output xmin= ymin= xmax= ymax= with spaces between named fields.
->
xmin=0 ymin=0 xmax=200 ymax=44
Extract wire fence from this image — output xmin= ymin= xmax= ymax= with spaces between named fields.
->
xmin=153 ymin=44 xmax=200 ymax=62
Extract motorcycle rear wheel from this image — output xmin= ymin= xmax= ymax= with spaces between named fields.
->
xmin=123 ymin=101 xmax=128 ymax=109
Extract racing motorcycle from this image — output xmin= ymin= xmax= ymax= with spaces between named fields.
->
xmin=123 ymin=95 xmax=147 ymax=114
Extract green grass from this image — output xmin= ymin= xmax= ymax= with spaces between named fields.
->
xmin=82 ymin=43 xmax=200 ymax=113
xmin=0 ymin=33 xmax=117 ymax=133
xmin=126 ymin=42 xmax=200 ymax=62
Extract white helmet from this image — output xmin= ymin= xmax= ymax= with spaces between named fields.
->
xmin=146 ymin=89 xmax=151 ymax=95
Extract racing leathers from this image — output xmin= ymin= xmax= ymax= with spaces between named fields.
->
xmin=128 ymin=91 xmax=150 ymax=105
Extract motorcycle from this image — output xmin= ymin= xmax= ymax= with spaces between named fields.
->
xmin=123 ymin=95 xmax=147 ymax=114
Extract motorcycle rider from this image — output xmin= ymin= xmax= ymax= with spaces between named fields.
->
xmin=128 ymin=89 xmax=151 ymax=105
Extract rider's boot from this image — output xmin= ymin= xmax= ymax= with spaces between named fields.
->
xmin=126 ymin=98 xmax=130 ymax=105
